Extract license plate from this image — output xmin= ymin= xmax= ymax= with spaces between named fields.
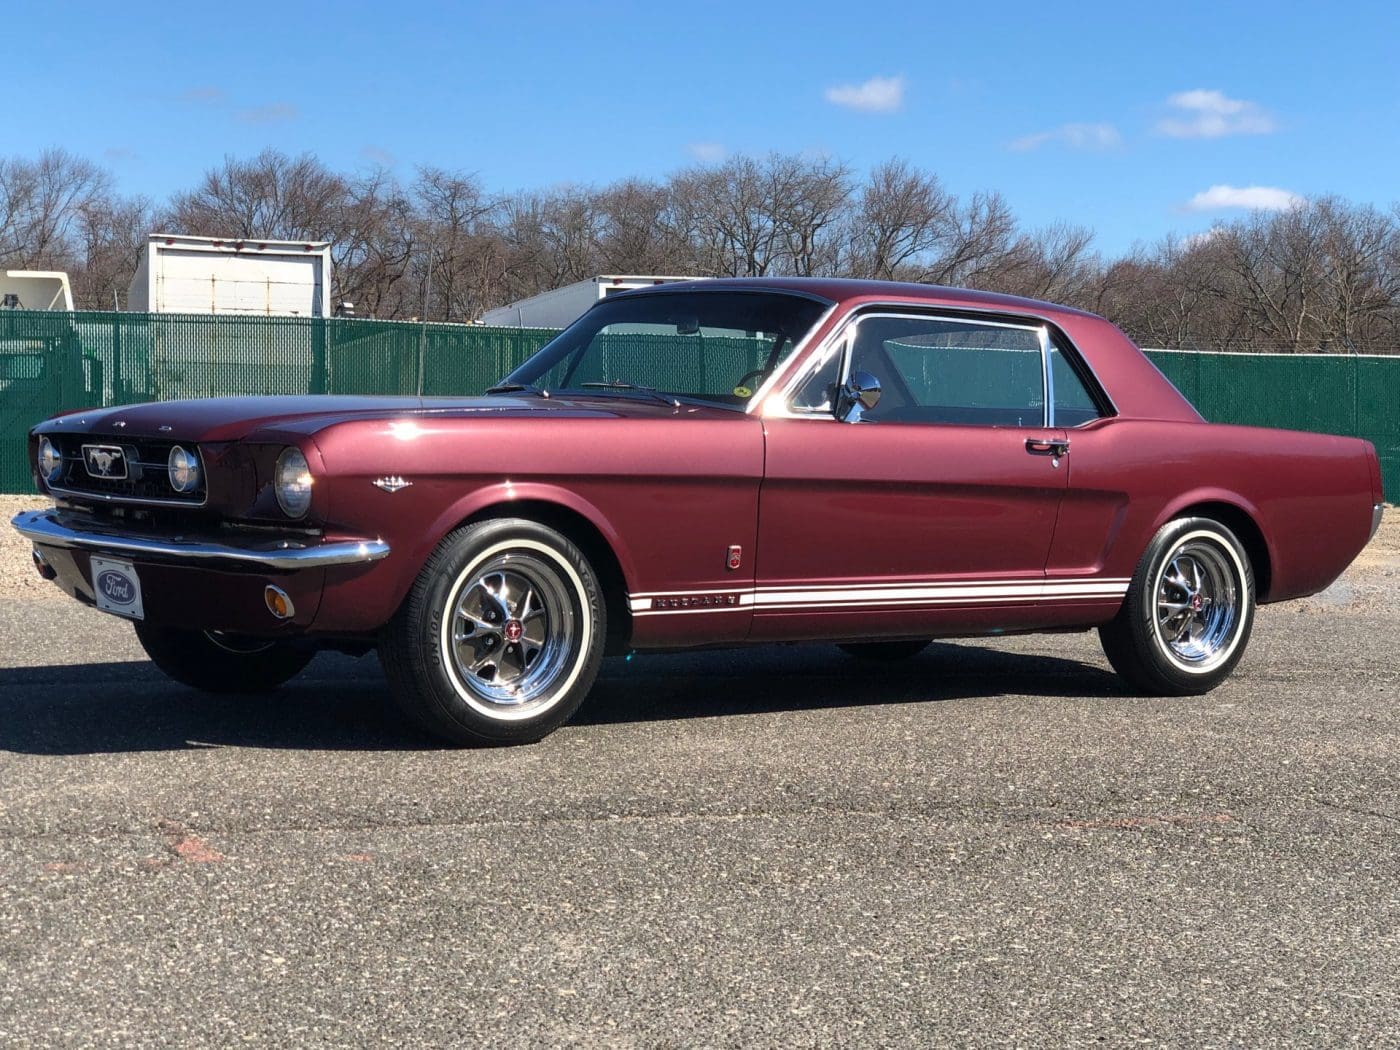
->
xmin=90 ymin=556 xmax=145 ymax=620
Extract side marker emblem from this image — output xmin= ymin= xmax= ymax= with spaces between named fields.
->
xmin=726 ymin=545 xmax=742 ymax=571
xmin=373 ymin=476 xmax=413 ymax=493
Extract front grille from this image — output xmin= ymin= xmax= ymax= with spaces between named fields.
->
xmin=48 ymin=434 xmax=205 ymax=505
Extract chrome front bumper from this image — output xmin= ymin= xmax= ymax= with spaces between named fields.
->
xmin=11 ymin=509 xmax=390 ymax=570
xmin=1373 ymin=503 xmax=1385 ymax=542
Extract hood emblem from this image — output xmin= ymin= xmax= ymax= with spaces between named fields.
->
xmin=373 ymin=476 xmax=413 ymax=493
xmin=82 ymin=444 xmax=128 ymax=480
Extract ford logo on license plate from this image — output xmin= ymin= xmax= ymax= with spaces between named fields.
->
xmin=96 ymin=569 xmax=135 ymax=605
xmin=89 ymin=556 xmax=144 ymax=620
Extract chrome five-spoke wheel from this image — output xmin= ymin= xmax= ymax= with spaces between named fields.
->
xmin=445 ymin=555 xmax=577 ymax=713
xmin=1100 ymin=517 xmax=1256 ymax=696
xmin=379 ymin=519 xmax=606 ymax=745
xmin=1153 ymin=539 xmax=1240 ymax=671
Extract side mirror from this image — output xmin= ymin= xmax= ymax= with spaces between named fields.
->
xmin=837 ymin=370 xmax=882 ymax=423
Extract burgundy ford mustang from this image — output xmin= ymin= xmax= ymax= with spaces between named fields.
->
xmin=11 ymin=278 xmax=1385 ymax=744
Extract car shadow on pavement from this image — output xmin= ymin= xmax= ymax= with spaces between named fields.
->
xmin=0 ymin=642 xmax=1120 ymax=755
xmin=578 ymin=641 xmax=1121 ymax=726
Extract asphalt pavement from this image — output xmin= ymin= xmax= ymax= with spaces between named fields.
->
xmin=1 ymin=586 xmax=1397 ymax=1046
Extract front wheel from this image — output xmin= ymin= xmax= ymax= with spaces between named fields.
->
xmin=378 ymin=518 xmax=606 ymax=746
xmin=134 ymin=623 xmax=314 ymax=693
xmin=1099 ymin=517 xmax=1255 ymax=695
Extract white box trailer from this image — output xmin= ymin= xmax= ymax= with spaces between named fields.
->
xmin=0 ymin=270 xmax=74 ymax=311
xmin=479 ymin=275 xmax=703 ymax=329
xmin=127 ymin=234 xmax=332 ymax=317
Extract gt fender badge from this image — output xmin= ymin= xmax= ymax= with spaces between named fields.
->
xmin=373 ymin=476 xmax=413 ymax=493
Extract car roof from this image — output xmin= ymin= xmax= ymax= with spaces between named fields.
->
xmin=614 ymin=276 xmax=1104 ymax=322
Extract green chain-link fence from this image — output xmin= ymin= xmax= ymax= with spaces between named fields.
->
xmin=1 ymin=309 xmax=1395 ymax=498
xmin=0 ymin=311 xmax=555 ymax=491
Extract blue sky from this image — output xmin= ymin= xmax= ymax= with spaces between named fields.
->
xmin=11 ymin=1 xmax=1400 ymax=256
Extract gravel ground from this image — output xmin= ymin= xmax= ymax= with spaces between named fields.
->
xmin=1 ymin=495 xmax=1397 ymax=1046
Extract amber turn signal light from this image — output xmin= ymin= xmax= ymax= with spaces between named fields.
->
xmin=264 ymin=585 xmax=295 ymax=620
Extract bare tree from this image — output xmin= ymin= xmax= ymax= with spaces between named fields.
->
xmin=0 ymin=149 xmax=112 ymax=268
xmin=849 ymin=159 xmax=953 ymax=279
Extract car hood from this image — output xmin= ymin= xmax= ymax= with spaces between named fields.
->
xmin=36 ymin=394 xmax=741 ymax=442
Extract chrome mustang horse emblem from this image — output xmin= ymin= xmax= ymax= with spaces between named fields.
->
xmin=83 ymin=445 xmax=127 ymax=479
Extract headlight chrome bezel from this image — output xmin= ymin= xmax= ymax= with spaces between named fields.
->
xmin=167 ymin=445 xmax=202 ymax=494
xmin=274 ymin=446 xmax=314 ymax=519
xmin=37 ymin=436 xmax=63 ymax=485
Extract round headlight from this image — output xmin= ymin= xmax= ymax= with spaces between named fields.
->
xmin=275 ymin=447 xmax=313 ymax=518
xmin=37 ymin=436 xmax=63 ymax=484
xmin=168 ymin=445 xmax=202 ymax=493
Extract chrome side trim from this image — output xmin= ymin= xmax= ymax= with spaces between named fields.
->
xmin=12 ymin=509 xmax=390 ymax=570
xmin=1372 ymin=503 xmax=1385 ymax=542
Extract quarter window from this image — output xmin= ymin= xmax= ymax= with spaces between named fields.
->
xmin=1050 ymin=342 xmax=1105 ymax=426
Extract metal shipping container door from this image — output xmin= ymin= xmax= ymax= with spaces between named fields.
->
xmin=157 ymin=251 xmax=324 ymax=316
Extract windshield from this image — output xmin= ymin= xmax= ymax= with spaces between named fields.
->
xmin=498 ymin=290 xmax=829 ymax=408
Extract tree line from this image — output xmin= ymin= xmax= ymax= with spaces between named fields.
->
xmin=3 ymin=147 xmax=1399 ymax=353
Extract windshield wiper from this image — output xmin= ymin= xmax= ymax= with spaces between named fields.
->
xmin=484 ymin=382 xmax=549 ymax=397
xmin=578 ymin=380 xmax=679 ymax=407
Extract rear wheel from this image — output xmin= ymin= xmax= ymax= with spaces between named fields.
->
xmin=837 ymin=639 xmax=933 ymax=662
xmin=1099 ymin=517 xmax=1255 ymax=695
xmin=379 ymin=518 xmax=606 ymax=746
xmin=134 ymin=623 xmax=313 ymax=693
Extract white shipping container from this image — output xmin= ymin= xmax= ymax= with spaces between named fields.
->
xmin=479 ymin=275 xmax=702 ymax=329
xmin=127 ymin=234 xmax=332 ymax=317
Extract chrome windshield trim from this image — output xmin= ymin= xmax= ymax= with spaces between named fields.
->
xmin=745 ymin=301 xmax=839 ymax=415
xmin=12 ymin=509 xmax=390 ymax=570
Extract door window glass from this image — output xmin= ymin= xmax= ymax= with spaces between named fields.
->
xmin=847 ymin=315 xmax=1045 ymax=426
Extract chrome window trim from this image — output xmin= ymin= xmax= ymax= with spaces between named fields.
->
xmin=1040 ymin=325 xmax=1054 ymax=429
xmin=760 ymin=299 xmax=1118 ymax=423
xmin=767 ymin=307 xmax=1051 ymax=425
xmin=743 ymin=301 xmax=839 ymax=415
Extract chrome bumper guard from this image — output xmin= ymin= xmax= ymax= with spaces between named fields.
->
xmin=11 ymin=509 xmax=390 ymax=571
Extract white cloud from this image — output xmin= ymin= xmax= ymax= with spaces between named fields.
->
xmin=361 ymin=144 xmax=396 ymax=167
xmin=1185 ymin=184 xmax=1304 ymax=212
xmin=1157 ymin=90 xmax=1276 ymax=138
xmin=686 ymin=142 xmax=726 ymax=163
xmin=1010 ymin=122 xmax=1121 ymax=152
xmin=1181 ymin=226 xmax=1226 ymax=249
xmin=238 ymin=101 xmax=299 ymax=124
xmin=180 ymin=86 xmax=225 ymax=104
xmin=824 ymin=75 xmax=905 ymax=113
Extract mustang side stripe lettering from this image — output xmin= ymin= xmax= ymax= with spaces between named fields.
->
xmin=629 ymin=578 xmax=1132 ymax=615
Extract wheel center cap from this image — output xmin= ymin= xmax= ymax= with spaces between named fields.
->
xmin=503 ymin=619 xmax=524 ymax=644
xmin=1191 ymin=594 xmax=1204 ymax=612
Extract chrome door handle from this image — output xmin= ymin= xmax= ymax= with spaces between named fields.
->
xmin=1026 ymin=438 xmax=1070 ymax=457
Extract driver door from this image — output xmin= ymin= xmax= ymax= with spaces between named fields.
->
xmin=752 ymin=310 xmax=1070 ymax=642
